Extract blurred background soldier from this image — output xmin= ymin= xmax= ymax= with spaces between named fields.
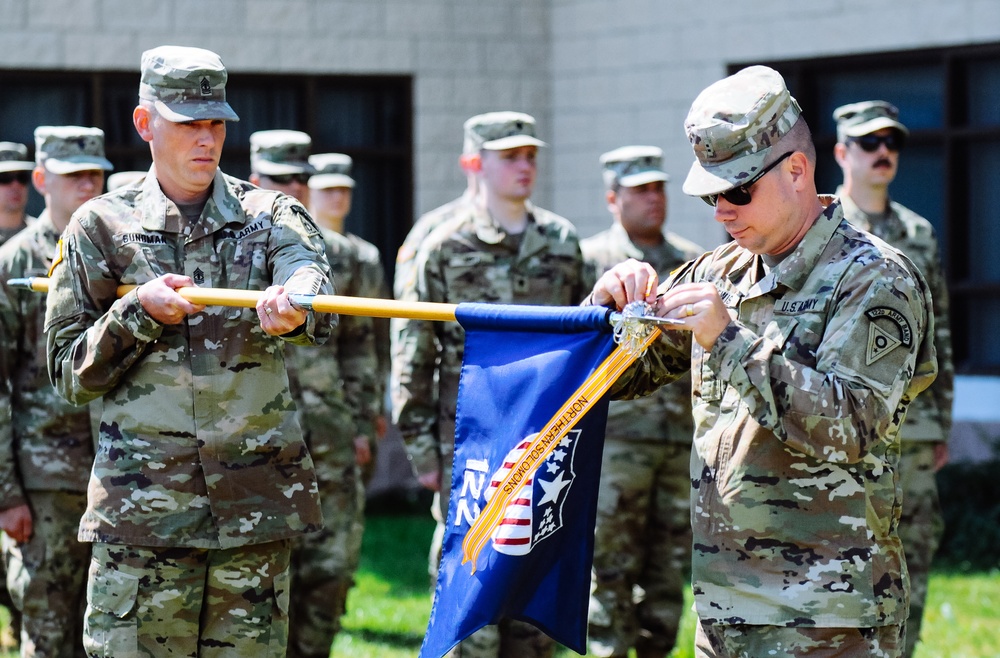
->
xmin=250 ymin=129 xmax=315 ymax=209
xmin=249 ymin=132 xmax=379 ymax=657
xmin=582 ymin=146 xmax=703 ymax=658
xmin=392 ymin=111 xmax=592 ymax=658
xmin=833 ymin=101 xmax=954 ymax=658
xmin=0 ymin=125 xmax=112 ymax=657
xmin=0 ymin=142 xmax=35 ymax=246
xmin=308 ymin=152 xmax=391 ymax=464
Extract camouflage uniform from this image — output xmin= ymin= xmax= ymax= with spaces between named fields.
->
xmin=0 ymin=140 xmax=36 ymax=648
xmin=394 ymin=192 xmax=476 ymax=302
xmin=582 ymin=216 xmax=703 ymax=658
xmin=610 ymin=198 xmax=936 ymax=636
xmin=392 ymin=112 xmax=591 ymax=658
xmin=838 ymin=190 xmax=952 ymax=656
xmin=0 ymin=211 xmax=95 ymax=657
xmin=44 ymin=43 xmax=332 ymax=658
xmin=600 ymin=68 xmax=938 ymax=658
xmin=284 ymin=227 xmax=376 ymax=658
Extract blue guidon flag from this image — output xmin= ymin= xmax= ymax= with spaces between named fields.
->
xmin=419 ymin=303 xmax=630 ymax=658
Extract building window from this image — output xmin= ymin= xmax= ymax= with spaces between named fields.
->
xmin=0 ymin=70 xmax=413 ymax=282
xmin=735 ymin=43 xmax=1000 ymax=375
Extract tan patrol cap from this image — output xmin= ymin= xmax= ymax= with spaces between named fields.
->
xmin=833 ymin=100 xmax=909 ymax=143
xmin=307 ymin=153 xmax=355 ymax=190
xmin=463 ymin=111 xmax=547 ymax=151
xmin=34 ymin=126 xmax=114 ymax=174
xmin=682 ymin=65 xmax=801 ymax=197
xmin=250 ymin=130 xmax=314 ymax=177
xmin=107 ymin=170 xmax=146 ymax=191
xmin=600 ymin=146 xmax=669 ymax=189
xmin=139 ymin=45 xmax=239 ymax=123
xmin=0 ymin=142 xmax=34 ymax=174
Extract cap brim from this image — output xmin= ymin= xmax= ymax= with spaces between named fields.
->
xmin=252 ymin=160 xmax=315 ymax=177
xmin=842 ymin=117 xmax=909 ymax=138
xmin=308 ymin=173 xmax=355 ymax=190
xmin=154 ymin=99 xmax=240 ymax=123
xmin=681 ymin=148 xmax=769 ymax=197
xmin=0 ymin=162 xmax=35 ymax=173
xmin=482 ymin=136 xmax=547 ymax=150
xmin=619 ymin=170 xmax=669 ymax=187
xmin=43 ymin=157 xmax=114 ymax=175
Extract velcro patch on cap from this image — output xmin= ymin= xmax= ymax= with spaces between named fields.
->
xmin=864 ymin=306 xmax=912 ymax=365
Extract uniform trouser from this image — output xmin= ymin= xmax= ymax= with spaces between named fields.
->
xmin=897 ymin=442 xmax=944 ymax=658
xmin=0 ymin=557 xmax=22 ymax=650
xmin=83 ymin=539 xmax=291 ymax=658
xmin=430 ymin=463 xmax=554 ymax=658
xmin=287 ymin=462 xmax=365 ymax=658
xmin=694 ymin=620 xmax=905 ymax=658
xmin=588 ymin=440 xmax=692 ymax=658
xmin=2 ymin=490 xmax=89 ymax=658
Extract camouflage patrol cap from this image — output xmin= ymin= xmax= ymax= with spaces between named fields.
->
xmin=34 ymin=126 xmax=113 ymax=174
xmin=0 ymin=142 xmax=34 ymax=174
xmin=307 ymin=153 xmax=355 ymax=190
xmin=600 ymin=145 xmax=669 ymax=189
xmin=682 ymin=65 xmax=802 ymax=197
xmin=139 ymin=45 xmax=239 ymax=123
xmin=107 ymin=170 xmax=146 ymax=191
xmin=250 ymin=129 xmax=314 ymax=177
xmin=464 ymin=111 xmax=547 ymax=151
xmin=833 ymin=100 xmax=909 ymax=143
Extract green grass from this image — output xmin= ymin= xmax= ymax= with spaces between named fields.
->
xmin=1 ymin=513 xmax=997 ymax=657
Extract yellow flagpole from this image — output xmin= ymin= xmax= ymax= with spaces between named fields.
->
xmin=10 ymin=277 xmax=458 ymax=322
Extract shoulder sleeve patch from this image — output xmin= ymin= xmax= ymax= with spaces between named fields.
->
xmin=864 ymin=306 xmax=912 ymax=365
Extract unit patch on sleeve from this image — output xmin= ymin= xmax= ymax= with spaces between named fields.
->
xmin=864 ymin=306 xmax=913 ymax=365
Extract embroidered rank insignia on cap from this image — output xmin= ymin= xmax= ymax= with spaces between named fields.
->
xmin=864 ymin=306 xmax=912 ymax=365
xmin=200 ymin=76 xmax=212 ymax=97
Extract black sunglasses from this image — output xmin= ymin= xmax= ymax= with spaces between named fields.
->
xmin=265 ymin=173 xmax=312 ymax=185
xmin=0 ymin=171 xmax=30 ymax=185
xmin=849 ymin=133 xmax=905 ymax=153
xmin=701 ymin=151 xmax=793 ymax=207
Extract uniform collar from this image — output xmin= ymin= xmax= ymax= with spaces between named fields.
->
xmin=139 ymin=167 xmax=242 ymax=238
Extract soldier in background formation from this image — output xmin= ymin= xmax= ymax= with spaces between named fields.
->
xmin=0 ymin=126 xmax=111 ymax=658
xmin=586 ymin=66 xmax=936 ymax=658
xmin=391 ymin=111 xmax=593 ymax=658
xmin=833 ymin=101 xmax=954 ymax=658
xmin=0 ymin=141 xmax=33 ymax=651
xmin=582 ymin=146 xmax=703 ymax=658
xmin=249 ymin=130 xmax=380 ymax=657
xmin=307 ymin=151 xmax=392 ymax=468
xmin=45 ymin=45 xmax=333 ymax=655
xmin=0 ymin=143 xmax=35 ymax=246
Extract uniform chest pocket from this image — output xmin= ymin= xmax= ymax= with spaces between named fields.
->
xmin=768 ymin=313 xmax=824 ymax=368
xmin=217 ymin=236 xmax=270 ymax=289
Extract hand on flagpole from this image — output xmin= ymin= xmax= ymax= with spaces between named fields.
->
xmin=657 ymin=282 xmax=731 ymax=350
xmin=137 ymin=273 xmax=206 ymax=324
xmin=256 ymin=285 xmax=307 ymax=336
xmin=590 ymin=258 xmax=659 ymax=309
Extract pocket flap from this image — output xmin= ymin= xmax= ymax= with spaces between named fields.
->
xmin=88 ymin=560 xmax=139 ymax=619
